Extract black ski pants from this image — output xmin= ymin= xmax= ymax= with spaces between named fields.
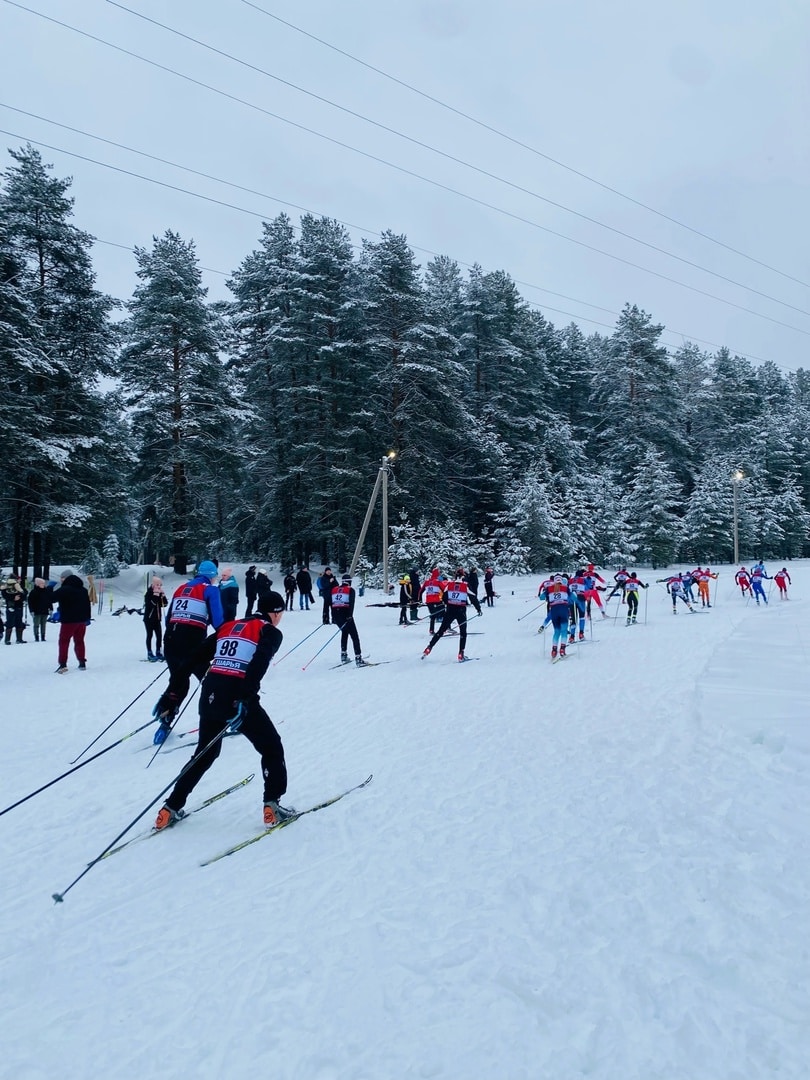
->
xmin=334 ymin=615 xmax=361 ymax=657
xmin=427 ymin=606 xmax=468 ymax=653
xmin=166 ymin=677 xmax=287 ymax=811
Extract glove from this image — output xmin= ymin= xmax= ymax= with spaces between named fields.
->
xmin=643 ymin=584 xmax=649 ymax=589
xmin=228 ymin=701 xmax=247 ymax=733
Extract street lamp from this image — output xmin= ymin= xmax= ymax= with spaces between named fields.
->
xmin=349 ymin=452 xmax=397 ymax=595
xmin=732 ymin=469 xmax=744 ymax=564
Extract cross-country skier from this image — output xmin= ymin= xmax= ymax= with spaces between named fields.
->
xmin=750 ymin=562 xmax=770 ymax=605
xmin=657 ymin=573 xmax=695 ymax=614
xmin=332 ymin=573 xmax=366 ymax=666
xmin=154 ymin=590 xmax=294 ymax=831
xmin=774 ymin=567 xmax=791 ymax=599
xmin=734 ymin=567 xmax=751 ymax=597
xmin=537 ymin=573 xmax=572 ymax=659
xmin=624 ymin=572 xmax=648 ymax=624
xmin=422 ymin=569 xmax=481 ymax=662
xmin=692 ymin=566 xmax=718 ymax=607
xmin=151 ymin=560 xmax=224 ymax=744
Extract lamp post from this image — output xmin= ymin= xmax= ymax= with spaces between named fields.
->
xmin=732 ymin=469 xmax=744 ymax=564
xmin=349 ymin=452 xmax=397 ymax=595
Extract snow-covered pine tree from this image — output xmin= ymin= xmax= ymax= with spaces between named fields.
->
xmin=0 ymin=145 xmax=117 ymax=578
xmin=102 ymin=533 xmax=120 ymax=577
xmin=118 ymin=231 xmax=240 ymax=574
xmin=622 ymin=448 xmax=683 ymax=568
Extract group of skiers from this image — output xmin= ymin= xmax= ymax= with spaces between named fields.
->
xmin=733 ymin=562 xmax=790 ymax=604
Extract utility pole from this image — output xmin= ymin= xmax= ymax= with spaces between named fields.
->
xmin=349 ymin=453 xmax=396 ymax=594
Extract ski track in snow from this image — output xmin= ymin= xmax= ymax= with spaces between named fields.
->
xmin=0 ymin=567 xmax=807 ymax=1079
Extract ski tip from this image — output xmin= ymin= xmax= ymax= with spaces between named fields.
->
xmin=52 ymin=893 xmax=64 ymax=904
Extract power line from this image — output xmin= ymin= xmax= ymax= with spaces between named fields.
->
xmin=103 ymin=0 xmax=810 ymax=321
xmin=240 ymin=0 xmax=810 ymax=293
xmin=0 ymin=123 xmax=798 ymax=366
xmin=7 ymin=4 xmax=810 ymax=345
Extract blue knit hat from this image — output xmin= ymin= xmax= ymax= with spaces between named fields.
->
xmin=197 ymin=560 xmax=218 ymax=578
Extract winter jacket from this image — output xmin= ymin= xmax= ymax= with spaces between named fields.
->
xmin=28 ymin=584 xmax=53 ymax=616
xmin=50 ymin=575 xmax=91 ymax=623
xmin=296 ymin=568 xmax=313 ymax=596
xmin=219 ymin=576 xmax=240 ymax=621
xmin=143 ymin=588 xmax=168 ymax=627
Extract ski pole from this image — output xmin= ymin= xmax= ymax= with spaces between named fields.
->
xmin=302 ymin=625 xmax=342 ymax=670
xmin=0 ymin=719 xmax=155 ymax=819
xmin=517 ymin=602 xmax=543 ymax=622
xmin=53 ymin=724 xmax=232 ymax=904
xmin=69 ymin=668 xmax=166 ymax=764
xmin=272 ymin=623 xmax=324 ymax=666
xmin=644 ymin=584 xmax=649 ymax=625
xmin=145 ymin=682 xmax=201 ymax=768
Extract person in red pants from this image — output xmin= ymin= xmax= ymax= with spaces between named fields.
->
xmin=50 ymin=570 xmax=91 ymax=672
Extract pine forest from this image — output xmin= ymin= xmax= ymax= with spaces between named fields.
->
xmin=3 ymin=144 xmax=809 ymax=579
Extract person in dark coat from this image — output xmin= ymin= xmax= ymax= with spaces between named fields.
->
xmin=50 ymin=570 xmax=91 ymax=672
xmin=483 ymin=568 xmax=496 ymax=607
xmin=28 ymin=577 xmax=53 ymax=642
xmin=318 ymin=567 xmax=337 ymax=624
xmin=244 ymin=565 xmax=258 ymax=616
xmin=283 ymin=569 xmax=297 ymax=611
xmin=408 ymin=568 xmax=421 ymax=622
xmin=466 ymin=566 xmax=480 ymax=608
xmin=3 ymin=573 xmax=28 ymax=644
xmin=143 ymin=576 xmax=168 ymax=661
xmin=398 ymin=575 xmax=412 ymax=625
xmin=296 ymin=566 xmax=313 ymax=610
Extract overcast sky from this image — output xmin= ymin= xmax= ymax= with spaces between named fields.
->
xmin=3 ymin=0 xmax=809 ymax=371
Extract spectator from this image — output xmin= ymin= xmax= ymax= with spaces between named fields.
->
xmin=244 ymin=565 xmax=258 ymax=616
xmin=296 ymin=565 xmax=313 ymax=610
xmin=3 ymin=572 xmax=28 ymax=644
xmin=143 ymin=576 xmax=168 ymax=661
xmin=283 ymin=569 xmax=297 ymax=611
xmin=51 ymin=570 xmax=91 ymax=671
xmin=219 ymin=567 xmax=240 ymax=621
xmin=28 ymin=577 xmax=53 ymax=642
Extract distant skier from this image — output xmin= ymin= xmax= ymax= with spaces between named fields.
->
xmin=536 ymin=573 xmax=572 ymax=660
xmin=734 ymin=566 xmax=751 ymax=598
xmin=657 ymin=573 xmax=694 ymax=614
xmin=774 ymin=567 xmax=791 ymax=599
xmin=750 ymin=562 xmax=770 ymax=605
xmin=332 ymin=573 xmax=366 ymax=666
xmin=624 ymin=572 xmax=649 ymax=624
xmin=422 ymin=569 xmax=481 ymax=662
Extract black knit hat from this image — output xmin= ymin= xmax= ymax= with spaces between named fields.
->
xmin=257 ymin=590 xmax=285 ymax=614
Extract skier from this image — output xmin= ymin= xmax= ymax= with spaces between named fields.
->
xmin=567 ymin=569 xmax=588 ymax=642
xmin=151 ymin=560 xmax=224 ymax=743
xmin=582 ymin=565 xmax=608 ymax=618
xmin=774 ymin=567 xmax=791 ymax=599
xmin=750 ymin=562 xmax=770 ymax=605
xmin=154 ymin=590 xmax=294 ymax=831
xmin=734 ymin=566 xmax=751 ymax=597
xmin=680 ymin=569 xmax=697 ymax=604
xmin=605 ymin=568 xmax=630 ymax=603
xmin=422 ymin=569 xmax=482 ymax=662
xmin=657 ymin=573 xmax=695 ymax=614
xmin=420 ymin=568 xmax=445 ymax=633
xmin=537 ymin=573 xmax=572 ymax=660
xmin=624 ymin=572 xmax=649 ymax=624
xmin=143 ymin=576 xmax=168 ymax=661
xmin=332 ymin=573 xmax=366 ymax=666
xmin=693 ymin=566 xmax=718 ymax=608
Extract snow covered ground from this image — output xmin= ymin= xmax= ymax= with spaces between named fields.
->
xmin=1 ymin=562 xmax=807 ymax=1080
